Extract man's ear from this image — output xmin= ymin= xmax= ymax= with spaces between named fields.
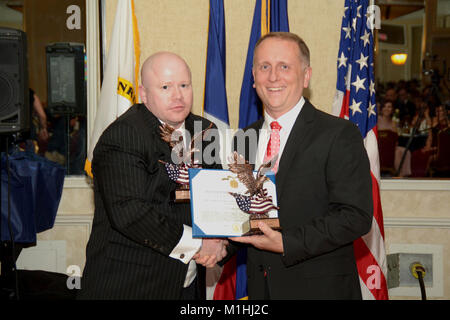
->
xmin=252 ymin=68 xmax=256 ymax=88
xmin=303 ymin=67 xmax=312 ymax=88
xmin=139 ymin=85 xmax=147 ymax=104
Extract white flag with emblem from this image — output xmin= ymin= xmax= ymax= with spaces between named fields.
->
xmin=85 ymin=0 xmax=140 ymax=177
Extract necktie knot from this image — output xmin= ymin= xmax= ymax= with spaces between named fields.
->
xmin=270 ymin=121 xmax=282 ymax=131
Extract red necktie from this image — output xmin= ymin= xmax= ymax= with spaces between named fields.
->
xmin=263 ymin=121 xmax=281 ymax=173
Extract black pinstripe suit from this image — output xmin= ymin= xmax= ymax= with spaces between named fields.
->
xmin=77 ymin=103 xmax=219 ymax=299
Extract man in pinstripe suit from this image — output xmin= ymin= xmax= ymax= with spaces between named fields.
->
xmin=78 ymin=52 xmax=227 ymax=300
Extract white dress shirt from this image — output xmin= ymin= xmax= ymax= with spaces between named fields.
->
xmin=255 ymin=97 xmax=305 ymax=169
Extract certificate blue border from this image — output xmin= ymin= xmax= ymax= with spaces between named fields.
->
xmin=189 ymin=168 xmax=228 ymax=238
xmin=188 ymin=168 xmax=277 ymax=238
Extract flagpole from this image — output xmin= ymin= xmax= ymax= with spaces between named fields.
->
xmin=86 ymin=0 xmax=101 ymax=154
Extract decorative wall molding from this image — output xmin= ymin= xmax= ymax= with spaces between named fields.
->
xmin=63 ymin=176 xmax=93 ymax=189
xmin=384 ymin=217 xmax=450 ymax=229
xmin=55 ymin=214 xmax=93 ymax=225
xmin=54 ymin=214 xmax=93 ymax=242
xmin=380 ymin=179 xmax=450 ymax=191
xmin=16 ymin=240 xmax=67 ymax=274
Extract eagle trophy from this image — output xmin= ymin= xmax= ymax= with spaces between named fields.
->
xmin=159 ymin=122 xmax=213 ymax=166
xmin=227 ymin=151 xmax=278 ymax=198
xmin=158 ymin=122 xmax=213 ymax=202
xmin=228 ymin=151 xmax=281 ymax=230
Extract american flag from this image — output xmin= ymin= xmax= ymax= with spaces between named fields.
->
xmin=229 ymin=189 xmax=278 ymax=215
xmin=164 ymin=162 xmax=190 ymax=185
xmin=332 ymin=0 xmax=388 ymax=300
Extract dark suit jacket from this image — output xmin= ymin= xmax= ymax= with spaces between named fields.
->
xmin=231 ymin=99 xmax=373 ymax=299
xmin=78 ymin=103 xmax=219 ymax=299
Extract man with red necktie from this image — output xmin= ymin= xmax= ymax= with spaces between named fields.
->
xmin=229 ymin=32 xmax=373 ymax=299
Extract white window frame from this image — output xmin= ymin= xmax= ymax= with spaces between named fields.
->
xmin=63 ymin=0 xmax=99 ymax=189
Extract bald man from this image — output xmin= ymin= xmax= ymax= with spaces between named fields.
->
xmin=78 ymin=52 xmax=225 ymax=300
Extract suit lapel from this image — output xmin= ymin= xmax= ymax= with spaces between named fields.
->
xmin=245 ymin=119 xmax=264 ymax=170
xmin=138 ymin=103 xmax=172 ymax=162
xmin=184 ymin=113 xmax=199 ymax=150
xmin=275 ymin=100 xmax=316 ymax=199
xmin=185 ymin=113 xmax=204 ymax=164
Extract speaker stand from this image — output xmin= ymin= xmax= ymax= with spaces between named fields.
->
xmin=65 ymin=114 xmax=71 ymax=175
xmin=0 ymin=134 xmax=23 ymax=300
xmin=49 ymin=109 xmax=74 ymax=175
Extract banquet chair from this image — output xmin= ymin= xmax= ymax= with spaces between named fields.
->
xmin=429 ymin=128 xmax=450 ymax=177
xmin=378 ymin=130 xmax=398 ymax=176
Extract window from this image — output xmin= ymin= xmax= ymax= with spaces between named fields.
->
xmin=0 ymin=0 xmax=89 ymax=176
xmin=376 ymin=1 xmax=450 ymax=181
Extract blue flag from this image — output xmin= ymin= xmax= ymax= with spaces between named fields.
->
xmin=214 ymin=0 xmax=289 ymax=301
xmin=204 ymin=0 xmax=229 ymax=127
xmin=238 ymin=0 xmax=289 ymax=129
xmin=270 ymin=0 xmax=289 ymax=33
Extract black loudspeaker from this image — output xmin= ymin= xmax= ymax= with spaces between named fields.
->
xmin=46 ymin=43 xmax=86 ymax=116
xmin=0 ymin=27 xmax=29 ymax=134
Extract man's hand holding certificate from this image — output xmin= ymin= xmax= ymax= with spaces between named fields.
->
xmin=231 ymin=221 xmax=284 ymax=254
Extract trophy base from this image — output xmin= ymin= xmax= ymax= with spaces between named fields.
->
xmin=244 ymin=218 xmax=281 ymax=236
xmin=172 ymin=186 xmax=190 ymax=203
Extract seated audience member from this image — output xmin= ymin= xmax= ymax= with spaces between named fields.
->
xmin=377 ymin=99 xmax=411 ymax=177
xmin=397 ymin=87 xmax=416 ymax=122
xmin=378 ymin=100 xmax=398 ymax=133
xmin=411 ymin=95 xmax=432 ymax=134
xmin=384 ymin=87 xmax=397 ymax=105
xmin=411 ymin=103 xmax=449 ymax=177
xmin=426 ymin=104 xmax=450 ymax=176
xmin=431 ymin=104 xmax=449 ymax=131
xmin=415 ymin=103 xmax=448 ymax=155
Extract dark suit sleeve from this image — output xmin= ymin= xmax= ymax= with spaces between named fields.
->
xmin=281 ymin=122 xmax=373 ymax=267
xmin=92 ymin=121 xmax=183 ymax=256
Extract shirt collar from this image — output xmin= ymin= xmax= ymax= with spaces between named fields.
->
xmin=158 ymin=120 xmax=186 ymax=132
xmin=263 ymin=96 xmax=305 ymax=131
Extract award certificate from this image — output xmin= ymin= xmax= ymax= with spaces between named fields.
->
xmin=189 ymin=168 xmax=278 ymax=237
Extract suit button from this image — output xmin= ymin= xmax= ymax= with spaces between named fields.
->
xmin=144 ymin=239 xmax=149 ymax=246
xmin=180 ymin=254 xmax=185 ymax=259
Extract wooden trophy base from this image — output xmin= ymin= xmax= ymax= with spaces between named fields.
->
xmin=172 ymin=185 xmax=190 ymax=203
xmin=244 ymin=217 xmax=281 ymax=236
